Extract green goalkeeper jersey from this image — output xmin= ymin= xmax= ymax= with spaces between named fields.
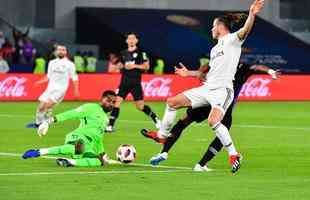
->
xmin=55 ymin=103 xmax=109 ymax=134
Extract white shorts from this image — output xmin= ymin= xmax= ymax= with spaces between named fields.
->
xmin=183 ymin=85 xmax=234 ymax=114
xmin=38 ymin=89 xmax=66 ymax=104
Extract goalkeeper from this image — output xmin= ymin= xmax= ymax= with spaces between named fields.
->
xmin=22 ymin=90 xmax=117 ymax=167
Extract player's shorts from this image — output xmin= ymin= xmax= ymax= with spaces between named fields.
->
xmin=183 ymin=85 xmax=234 ymax=115
xmin=39 ymin=89 xmax=65 ymax=104
xmin=117 ymin=78 xmax=143 ymax=101
xmin=64 ymin=128 xmax=104 ymax=158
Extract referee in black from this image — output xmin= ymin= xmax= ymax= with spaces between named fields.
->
xmin=106 ymin=32 xmax=161 ymax=132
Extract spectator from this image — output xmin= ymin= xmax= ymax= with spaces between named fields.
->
xmin=74 ymin=50 xmax=85 ymax=73
xmin=153 ymin=58 xmax=165 ymax=74
xmin=20 ymin=37 xmax=36 ymax=64
xmin=85 ymin=51 xmax=97 ymax=73
xmin=0 ymin=55 xmax=10 ymax=73
xmin=12 ymin=27 xmax=30 ymax=63
xmin=0 ymin=31 xmax=5 ymax=49
xmin=33 ymin=53 xmax=46 ymax=74
xmin=0 ymin=40 xmax=15 ymax=64
xmin=107 ymin=53 xmax=122 ymax=73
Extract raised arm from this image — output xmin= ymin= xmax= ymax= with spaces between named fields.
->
xmin=251 ymin=64 xmax=280 ymax=79
xmin=237 ymin=0 xmax=264 ymax=40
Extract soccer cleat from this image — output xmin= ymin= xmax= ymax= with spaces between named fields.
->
xmin=230 ymin=154 xmax=241 ymax=174
xmin=56 ymin=158 xmax=74 ymax=167
xmin=150 ymin=152 xmax=168 ymax=166
xmin=155 ymin=118 xmax=161 ymax=129
xmin=193 ymin=164 xmax=213 ymax=172
xmin=26 ymin=122 xmax=40 ymax=128
xmin=140 ymin=129 xmax=166 ymax=144
xmin=22 ymin=149 xmax=40 ymax=159
xmin=105 ymin=125 xmax=114 ymax=133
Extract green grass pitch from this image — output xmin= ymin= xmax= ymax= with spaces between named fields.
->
xmin=0 ymin=101 xmax=310 ymax=200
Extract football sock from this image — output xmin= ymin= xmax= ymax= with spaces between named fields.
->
xmin=41 ymin=144 xmax=75 ymax=156
xmin=108 ymin=107 xmax=120 ymax=127
xmin=73 ymin=158 xmax=102 ymax=167
xmin=198 ymin=137 xmax=223 ymax=166
xmin=35 ymin=109 xmax=46 ymax=125
xmin=212 ymin=123 xmax=237 ymax=156
xmin=44 ymin=108 xmax=53 ymax=120
xmin=162 ymin=120 xmax=188 ymax=153
xmin=142 ymin=105 xmax=158 ymax=123
xmin=159 ymin=105 xmax=177 ymax=138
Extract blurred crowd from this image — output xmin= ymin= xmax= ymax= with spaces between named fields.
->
xmin=0 ymin=28 xmax=209 ymax=75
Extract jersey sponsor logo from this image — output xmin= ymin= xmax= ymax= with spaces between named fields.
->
xmin=0 ymin=76 xmax=27 ymax=97
xmin=210 ymin=50 xmax=224 ymax=61
xmin=133 ymin=53 xmax=138 ymax=58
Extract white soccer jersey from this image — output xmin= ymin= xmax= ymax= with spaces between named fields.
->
xmin=46 ymin=57 xmax=78 ymax=92
xmin=206 ymin=31 xmax=244 ymax=89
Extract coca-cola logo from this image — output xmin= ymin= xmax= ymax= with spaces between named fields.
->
xmin=142 ymin=78 xmax=172 ymax=97
xmin=0 ymin=76 xmax=27 ymax=97
xmin=239 ymin=78 xmax=271 ymax=97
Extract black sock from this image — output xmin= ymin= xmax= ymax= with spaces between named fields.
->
xmin=142 ymin=105 xmax=158 ymax=123
xmin=198 ymin=137 xmax=223 ymax=166
xmin=161 ymin=120 xmax=190 ymax=153
xmin=109 ymin=107 xmax=120 ymax=127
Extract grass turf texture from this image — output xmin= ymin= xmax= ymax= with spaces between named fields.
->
xmin=0 ymin=101 xmax=309 ymax=200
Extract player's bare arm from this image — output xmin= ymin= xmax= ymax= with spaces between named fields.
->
xmin=237 ymin=0 xmax=264 ymax=40
xmin=35 ymin=76 xmax=48 ymax=85
xmin=252 ymin=64 xmax=281 ymax=79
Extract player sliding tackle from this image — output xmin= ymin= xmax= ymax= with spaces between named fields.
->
xmin=22 ymin=90 xmax=116 ymax=167
xmin=142 ymin=0 xmax=265 ymax=173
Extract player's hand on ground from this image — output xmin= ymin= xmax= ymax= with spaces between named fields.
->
xmin=175 ymin=63 xmax=189 ymax=77
xmin=250 ymin=0 xmax=264 ymax=16
xmin=37 ymin=121 xmax=49 ymax=137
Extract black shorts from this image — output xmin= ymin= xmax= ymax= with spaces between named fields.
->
xmin=186 ymin=102 xmax=234 ymax=129
xmin=117 ymin=79 xmax=143 ymax=101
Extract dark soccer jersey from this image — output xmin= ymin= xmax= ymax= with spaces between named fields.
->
xmin=120 ymin=48 xmax=148 ymax=81
xmin=233 ymin=63 xmax=256 ymax=100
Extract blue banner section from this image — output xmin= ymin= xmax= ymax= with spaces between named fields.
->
xmin=76 ymin=8 xmax=310 ymax=73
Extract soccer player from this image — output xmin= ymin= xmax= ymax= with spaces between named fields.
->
xmin=22 ymin=90 xmax=117 ymax=167
xmin=106 ymin=32 xmax=160 ymax=132
xmin=142 ymin=62 xmax=280 ymax=171
xmin=26 ymin=45 xmax=80 ymax=128
xmin=142 ymin=0 xmax=265 ymax=173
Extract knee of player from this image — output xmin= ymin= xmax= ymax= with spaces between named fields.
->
xmin=135 ymin=104 xmax=144 ymax=111
xmin=167 ymin=98 xmax=178 ymax=109
xmin=207 ymin=118 xmax=218 ymax=127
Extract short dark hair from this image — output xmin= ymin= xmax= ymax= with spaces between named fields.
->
xmin=102 ymin=90 xmax=116 ymax=98
xmin=216 ymin=13 xmax=247 ymax=31
xmin=125 ymin=32 xmax=139 ymax=39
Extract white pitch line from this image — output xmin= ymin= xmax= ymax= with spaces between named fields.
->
xmin=0 ymin=170 xmax=193 ymax=176
xmin=0 ymin=152 xmax=192 ymax=170
xmin=1 ymin=114 xmax=309 ymax=131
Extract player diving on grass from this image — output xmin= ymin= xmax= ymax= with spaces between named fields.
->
xmin=26 ymin=45 xmax=80 ymax=128
xmin=141 ymin=0 xmax=265 ymax=173
xmin=142 ymin=61 xmax=280 ymax=171
xmin=22 ymin=90 xmax=116 ymax=167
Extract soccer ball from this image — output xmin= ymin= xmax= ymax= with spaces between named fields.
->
xmin=116 ymin=144 xmax=136 ymax=164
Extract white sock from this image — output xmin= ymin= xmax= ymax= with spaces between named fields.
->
xmin=44 ymin=108 xmax=53 ymax=120
xmin=212 ymin=123 xmax=237 ymax=156
xmin=36 ymin=110 xmax=46 ymax=124
xmin=39 ymin=148 xmax=49 ymax=156
xmin=158 ymin=105 xmax=177 ymax=138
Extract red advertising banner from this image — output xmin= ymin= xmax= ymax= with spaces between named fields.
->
xmin=0 ymin=73 xmax=309 ymax=101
